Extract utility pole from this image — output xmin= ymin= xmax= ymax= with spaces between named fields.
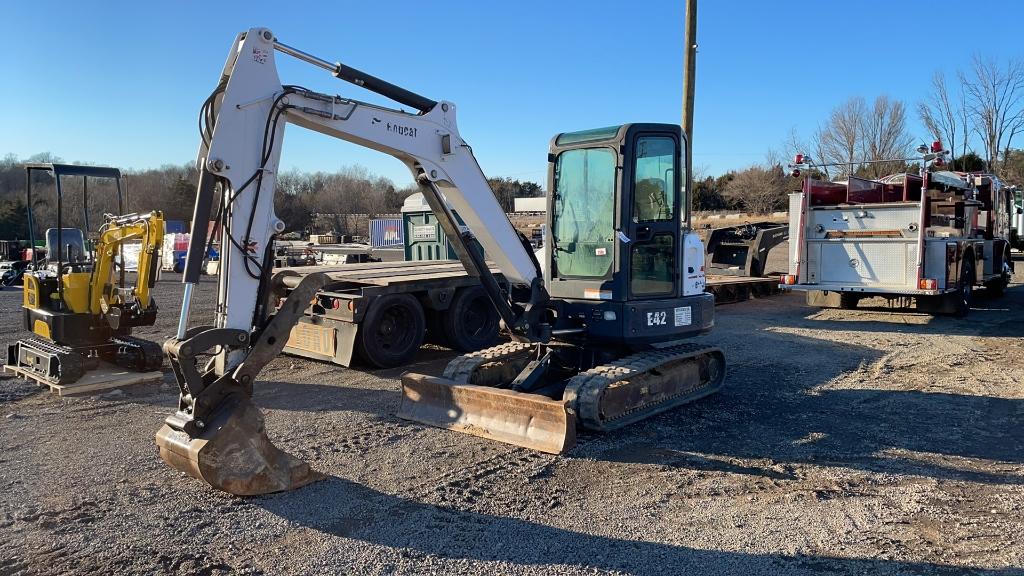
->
xmin=682 ymin=0 xmax=697 ymax=225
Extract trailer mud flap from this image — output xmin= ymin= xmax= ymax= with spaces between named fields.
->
xmin=398 ymin=373 xmax=575 ymax=454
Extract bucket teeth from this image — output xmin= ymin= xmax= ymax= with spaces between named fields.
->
xmin=398 ymin=372 xmax=575 ymax=454
xmin=155 ymin=395 xmax=324 ymax=496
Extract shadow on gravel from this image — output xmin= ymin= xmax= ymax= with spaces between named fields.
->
xmin=599 ymin=314 xmax=1024 ymax=485
xmin=257 ymin=475 xmax=1016 ymax=576
xmin=799 ymin=283 xmax=1024 ymax=338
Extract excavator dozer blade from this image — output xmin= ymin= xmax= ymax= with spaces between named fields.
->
xmin=398 ymin=372 xmax=576 ymax=454
xmin=155 ymin=395 xmax=324 ymax=496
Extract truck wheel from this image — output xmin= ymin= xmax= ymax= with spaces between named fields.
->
xmin=951 ymin=256 xmax=975 ymax=317
xmin=442 ymin=286 xmax=500 ymax=352
xmin=356 ymin=293 xmax=425 ymax=368
xmin=839 ymin=293 xmax=860 ymax=310
xmin=985 ymin=250 xmax=1011 ymax=296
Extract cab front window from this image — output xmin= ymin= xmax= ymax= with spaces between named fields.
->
xmin=551 ymin=148 xmax=616 ymax=278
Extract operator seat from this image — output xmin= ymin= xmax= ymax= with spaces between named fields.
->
xmin=44 ymin=228 xmax=90 ymax=272
xmin=635 ymin=179 xmax=669 ymax=221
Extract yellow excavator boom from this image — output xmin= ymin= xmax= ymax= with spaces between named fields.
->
xmin=90 ymin=211 xmax=164 ymax=314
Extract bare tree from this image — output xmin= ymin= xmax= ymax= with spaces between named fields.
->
xmin=723 ymin=151 xmax=794 ymax=215
xmin=861 ymin=95 xmax=913 ymax=178
xmin=918 ymin=72 xmax=959 ymax=161
xmin=957 ymin=86 xmax=972 ymax=161
xmin=960 ymin=55 xmax=1024 ymax=175
xmin=818 ymin=97 xmax=866 ymax=178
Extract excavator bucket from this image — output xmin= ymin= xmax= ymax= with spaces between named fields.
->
xmin=155 ymin=394 xmax=324 ymax=496
xmin=398 ymin=373 xmax=576 ymax=454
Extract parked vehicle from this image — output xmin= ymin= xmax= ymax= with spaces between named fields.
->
xmin=1 ymin=260 xmax=30 ymax=286
xmin=784 ymin=150 xmax=1015 ymax=316
xmin=1011 ymin=186 xmax=1024 ymax=251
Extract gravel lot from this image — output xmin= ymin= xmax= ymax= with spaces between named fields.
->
xmin=1 ymin=255 xmax=1022 ymax=575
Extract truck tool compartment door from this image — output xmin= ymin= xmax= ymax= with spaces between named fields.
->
xmin=805 ymin=203 xmax=920 ymax=290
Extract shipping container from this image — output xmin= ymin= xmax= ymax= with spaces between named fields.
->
xmin=369 ymin=218 xmax=404 ymax=248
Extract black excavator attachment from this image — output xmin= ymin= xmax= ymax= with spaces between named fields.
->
xmin=704 ymin=221 xmax=788 ymax=278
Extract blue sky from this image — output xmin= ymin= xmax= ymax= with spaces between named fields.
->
xmin=2 ymin=1 xmax=1022 ymax=188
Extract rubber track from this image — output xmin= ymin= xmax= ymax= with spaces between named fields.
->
xmin=11 ymin=337 xmax=86 ymax=384
xmin=563 ymin=343 xmax=724 ymax=432
xmin=441 ymin=341 xmax=535 ymax=384
xmin=111 ymin=336 xmax=164 ymax=372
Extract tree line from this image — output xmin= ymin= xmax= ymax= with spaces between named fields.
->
xmin=0 ymin=154 xmax=543 ymax=241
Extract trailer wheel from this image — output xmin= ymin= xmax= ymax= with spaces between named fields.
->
xmin=442 ymin=286 xmax=500 ymax=352
xmin=951 ymin=255 xmax=975 ymax=317
xmin=356 ymin=293 xmax=425 ymax=368
xmin=839 ymin=293 xmax=860 ymax=310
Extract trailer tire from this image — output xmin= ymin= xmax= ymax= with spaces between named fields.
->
xmin=442 ymin=286 xmax=500 ymax=352
xmin=356 ymin=293 xmax=425 ymax=368
xmin=950 ymin=255 xmax=975 ymax=317
xmin=839 ymin=293 xmax=860 ymax=310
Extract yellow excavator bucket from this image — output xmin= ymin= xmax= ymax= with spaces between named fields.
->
xmin=398 ymin=373 xmax=576 ymax=454
xmin=155 ymin=395 xmax=324 ymax=496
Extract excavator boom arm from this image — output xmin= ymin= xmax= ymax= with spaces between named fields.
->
xmin=160 ymin=28 xmax=545 ymax=495
xmin=179 ymin=28 xmax=538 ymax=348
xmin=91 ymin=211 xmax=164 ymax=314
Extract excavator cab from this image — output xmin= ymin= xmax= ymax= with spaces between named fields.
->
xmin=543 ymin=124 xmax=708 ymax=345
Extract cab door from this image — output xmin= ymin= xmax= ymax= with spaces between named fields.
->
xmin=625 ymin=131 xmax=681 ymax=300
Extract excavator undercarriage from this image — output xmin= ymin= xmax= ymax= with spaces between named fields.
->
xmin=399 ymin=342 xmax=725 ymax=454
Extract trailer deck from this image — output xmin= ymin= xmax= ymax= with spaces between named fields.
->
xmin=280 ymin=261 xmax=782 ymax=304
xmin=277 ymin=260 xmax=783 ymax=370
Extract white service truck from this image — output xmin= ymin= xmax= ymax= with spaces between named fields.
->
xmin=783 ymin=168 xmax=1015 ymax=316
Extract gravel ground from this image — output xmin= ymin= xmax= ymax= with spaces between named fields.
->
xmin=1 ymin=254 xmax=1023 ymax=575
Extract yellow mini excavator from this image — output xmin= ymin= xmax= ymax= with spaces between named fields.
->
xmin=7 ymin=164 xmax=165 ymax=385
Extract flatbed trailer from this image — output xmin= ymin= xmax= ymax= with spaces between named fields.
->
xmin=782 ymin=170 xmax=1015 ymax=315
xmin=278 ymin=260 xmax=781 ymax=368
xmin=279 ymin=260 xmax=507 ymax=368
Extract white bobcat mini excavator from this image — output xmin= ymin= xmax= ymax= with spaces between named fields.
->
xmin=156 ymin=28 xmax=725 ymax=495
